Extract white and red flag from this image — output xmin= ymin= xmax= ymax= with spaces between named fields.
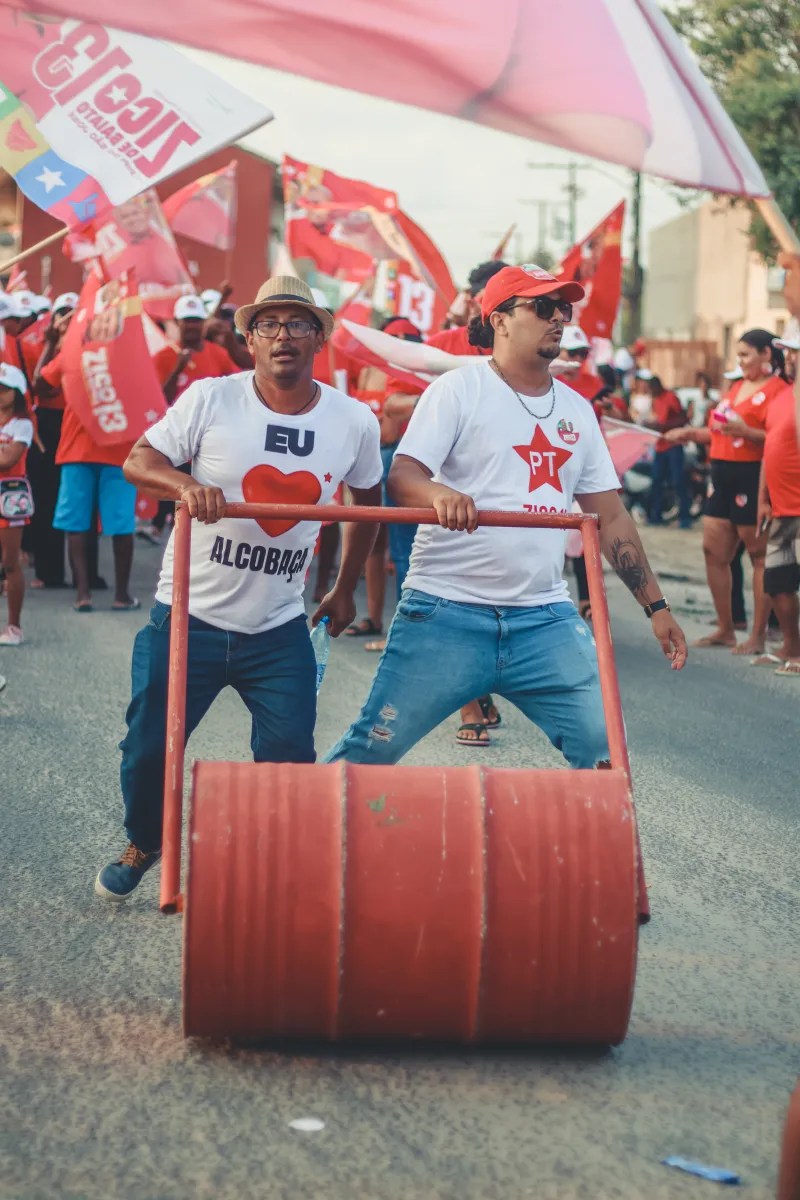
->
xmin=163 ymin=159 xmax=237 ymax=251
xmin=0 ymin=9 xmax=271 ymax=227
xmin=21 ymin=0 xmax=769 ymax=200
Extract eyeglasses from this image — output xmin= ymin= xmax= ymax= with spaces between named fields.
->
xmin=251 ymin=318 xmax=317 ymax=339
xmin=511 ymin=296 xmax=573 ymax=323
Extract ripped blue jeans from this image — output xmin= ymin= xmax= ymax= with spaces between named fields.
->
xmin=325 ymin=590 xmax=608 ymax=767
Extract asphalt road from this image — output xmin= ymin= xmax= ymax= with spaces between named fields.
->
xmin=2 ymin=533 xmax=799 ymax=1200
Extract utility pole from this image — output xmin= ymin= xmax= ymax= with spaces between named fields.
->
xmin=527 ymin=161 xmax=591 ymax=248
xmin=519 ymin=197 xmax=570 ymax=265
xmin=629 ymin=170 xmax=643 ymax=340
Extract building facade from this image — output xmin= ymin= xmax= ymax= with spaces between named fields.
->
xmin=643 ymin=200 xmax=790 ymax=367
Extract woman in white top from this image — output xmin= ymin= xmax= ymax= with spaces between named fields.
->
xmin=0 ymin=363 xmax=35 ymax=646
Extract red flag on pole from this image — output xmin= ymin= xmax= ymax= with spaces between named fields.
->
xmin=390 ymin=210 xmax=457 ymax=335
xmin=92 ymin=190 xmax=195 ymax=321
xmin=59 ymin=271 xmax=167 ymax=447
xmin=559 ymin=201 xmax=625 ymax=339
xmin=162 ymin=160 xmax=238 ymax=251
xmin=492 ymin=223 xmax=516 ymax=261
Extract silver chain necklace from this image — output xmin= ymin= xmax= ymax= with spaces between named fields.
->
xmin=490 ymin=358 xmax=556 ymax=421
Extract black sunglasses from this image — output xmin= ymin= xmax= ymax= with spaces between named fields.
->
xmin=511 ymin=296 xmax=573 ymax=323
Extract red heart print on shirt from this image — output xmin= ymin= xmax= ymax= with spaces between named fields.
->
xmin=241 ymin=465 xmax=322 ymax=537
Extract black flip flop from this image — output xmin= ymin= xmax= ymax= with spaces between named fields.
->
xmin=72 ymin=603 xmax=93 ymax=613
xmin=456 ymin=723 xmax=491 ymax=747
xmin=477 ymin=695 xmax=501 ymax=728
xmin=344 ymin=618 xmax=383 ymax=638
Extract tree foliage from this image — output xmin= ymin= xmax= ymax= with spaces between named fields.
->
xmin=669 ymin=0 xmax=800 ymax=258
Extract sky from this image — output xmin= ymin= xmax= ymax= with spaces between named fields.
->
xmin=182 ymin=48 xmax=699 ymax=287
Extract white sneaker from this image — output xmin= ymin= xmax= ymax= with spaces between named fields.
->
xmin=0 ymin=625 xmax=24 ymax=646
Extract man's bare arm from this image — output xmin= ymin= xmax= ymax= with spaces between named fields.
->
xmin=388 ymin=453 xmax=478 ymax=531
xmin=576 ymin=488 xmax=688 ymax=669
xmin=123 ymin=438 xmax=225 ymax=523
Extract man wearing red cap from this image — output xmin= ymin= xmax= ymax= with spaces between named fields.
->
xmin=327 ymin=264 xmax=687 ymax=769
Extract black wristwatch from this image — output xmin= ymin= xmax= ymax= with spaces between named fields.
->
xmin=644 ymin=598 xmax=670 ymax=619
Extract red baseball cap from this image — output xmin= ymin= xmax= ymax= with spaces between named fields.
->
xmin=382 ymin=316 xmax=422 ymax=339
xmin=480 ymin=264 xmax=585 ymax=319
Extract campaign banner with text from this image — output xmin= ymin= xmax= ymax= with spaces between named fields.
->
xmin=0 ymin=9 xmax=271 ymax=226
xmin=60 ymin=270 xmax=166 ymax=445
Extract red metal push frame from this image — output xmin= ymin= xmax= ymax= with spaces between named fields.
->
xmin=160 ymin=502 xmax=633 ymax=915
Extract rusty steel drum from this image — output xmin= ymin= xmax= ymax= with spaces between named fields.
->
xmin=778 ymin=1082 xmax=800 ymax=1200
xmin=182 ymin=761 xmax=639 ymax=1044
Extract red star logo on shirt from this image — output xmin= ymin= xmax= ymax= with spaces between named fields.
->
xmin=513 ymin=424 xmax=573 ymax=493
xmin=324 ymin=472 xmax=332 ymax=483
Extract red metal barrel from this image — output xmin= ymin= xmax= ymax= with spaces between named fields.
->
xmin=778 ymin=1081 xmax=800 ymax=1200
xmin=182 ymin=761 xmax=639 ymax=1044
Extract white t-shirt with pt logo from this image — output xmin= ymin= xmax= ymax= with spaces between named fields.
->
xmin=147 ymin=372 xmax=382 ymax=633
xmin=398 ymin=360 xmax=619 ymax=606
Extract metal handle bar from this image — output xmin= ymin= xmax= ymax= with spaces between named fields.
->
xmin=222 ymin=502 xmax=598 ymax=528
xmin=160 ymin=502 xmax=631 ymax=913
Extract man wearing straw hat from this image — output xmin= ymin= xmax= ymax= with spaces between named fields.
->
xmin=95 ymin=277 xmax=383 ymax=902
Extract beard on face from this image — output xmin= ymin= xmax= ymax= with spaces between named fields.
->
xmin=537 ymin=342 xmax=562 ymax=361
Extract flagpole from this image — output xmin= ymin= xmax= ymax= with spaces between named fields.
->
xmin=754 ymin=196 xmax=800 ymax=254
xmin=2 ymin=227 xmax=69 ymax=272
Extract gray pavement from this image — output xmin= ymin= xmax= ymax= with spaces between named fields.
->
xmin=2 ymin=530 xmax=799 ymax=1200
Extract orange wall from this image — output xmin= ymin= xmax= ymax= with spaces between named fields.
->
xmin=16 ymin=147 xmax=274 ymax=306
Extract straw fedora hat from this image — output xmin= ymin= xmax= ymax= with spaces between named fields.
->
xmin=234 ymin=277 xmax=334 ymax=340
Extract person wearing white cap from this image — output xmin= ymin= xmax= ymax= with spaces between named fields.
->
xmin=8 ymin=290 xmax=37 ymax=329
xmin=557 ymin=324 xmax=601 ymax=400
xmin=27 ymin=293 xmax=80 ymax=588
xmin=94 ymin=276 xmax=383 ymax=901
xmin=154 ymin=294 xmax=240 ymax=408
xmin=0 ymin=362 xmax=35 ymax=645
xmin=30 ymin=296 xmax=52 ymax=317
xmin=200 ymin=288 xmax=223 ymax=316
xmin=0 ymin=293 xmax=38 ymax=391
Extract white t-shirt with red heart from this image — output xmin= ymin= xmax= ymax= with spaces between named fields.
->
xmin=147 ymin=371 xmax=382 ymax=633
xmin=398 ymin=359 xmax=619 ymax=606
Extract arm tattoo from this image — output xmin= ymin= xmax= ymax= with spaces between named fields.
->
xmin=608 ymin=536 xmax=650 ymax=599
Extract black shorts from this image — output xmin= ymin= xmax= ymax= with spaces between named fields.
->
xmin=705 ymin=460 xmax=761 ymax=526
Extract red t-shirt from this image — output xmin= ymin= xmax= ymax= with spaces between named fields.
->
xmin=562 ymin=368 xmax=602 ymax=403
xmin=42 ymin=354 xmax=133 ymax=467
xmin=1 ymin=335 xmax=39 ymax=399
xmin=154 ymin=341 xmax=238 ymax=400
xmin=426 ymin=326 xmax=487 ymax=356
xmin=764 ymin=386 xmax=800 ymax=517
xmin=651 ymin=389 xmax=686 ymax=452
xmin=710 ymin=375 xmax=785 ymax=463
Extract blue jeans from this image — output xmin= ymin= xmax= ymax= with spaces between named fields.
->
xmin=120 ymin=602 xmax=317 ymax=852
xmin=325 ymin=591 xmax=609 ymax=768
xmin=650 ymin=445 xmax=691 ymax=527
xmin=381 ymin=442 xmax=417 ymax=599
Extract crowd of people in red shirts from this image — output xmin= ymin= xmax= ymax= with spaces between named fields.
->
xmin=2 ymin=254 xmax=799 ymax=707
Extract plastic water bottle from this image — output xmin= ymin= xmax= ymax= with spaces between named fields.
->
xmin=311 ymin=617 xmax=331 ymax=692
